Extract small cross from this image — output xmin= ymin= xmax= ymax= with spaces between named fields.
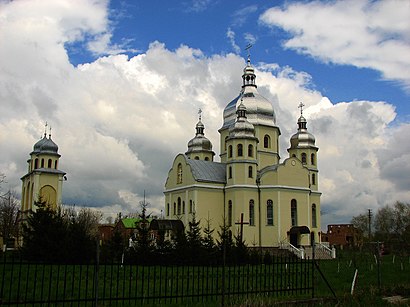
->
xmin=245 ymin=43 xmax=253 ymax=62
xmin=234 ymin=213 xmax=249 ymax=242
xmin=198 ymin=108 xmax=202 ymax=121
xmin=44 ymin=121 xmax=48 ymax=137
xmin=298 ymin=102 xmax=305 ymax=115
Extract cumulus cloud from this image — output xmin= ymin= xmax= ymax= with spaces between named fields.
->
xmin=226 ymin=28 xmax=241 ymax=54
xmin=0 ymin=0 xmax=409 ymax=227
xmin=259 ymin=0 xmax=410 ymax=91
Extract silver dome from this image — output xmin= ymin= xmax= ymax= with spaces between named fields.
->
xmin=186 ymin=120 xmax=214 ymax=154
xmin=221 ymin=60 xmax=276 ymax=130
xmin=289 ymin=115 xmax=316 ymax=149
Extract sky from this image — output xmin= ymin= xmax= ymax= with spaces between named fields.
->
xmin=0 ymin=0 xmax=409 ymax=229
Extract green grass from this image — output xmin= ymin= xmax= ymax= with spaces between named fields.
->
xmin=0 ymin=252 xmax=408 ymax=306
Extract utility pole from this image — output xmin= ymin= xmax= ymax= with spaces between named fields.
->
xmin=368 ymin=209 xmax=372 ymax=240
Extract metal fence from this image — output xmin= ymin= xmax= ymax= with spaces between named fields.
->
xmin=0 ymin=255 xmax=313 ymax=306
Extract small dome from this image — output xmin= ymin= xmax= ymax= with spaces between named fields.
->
xmin=186 ymin=120 xmax=214 ymax=154
xmin=228 ymin=101 xmax=257 ymax=139
xmin=32 ymin=134 xmax=59 ymax=155
xmin=289 ymin=115 xmax=316 ymax=149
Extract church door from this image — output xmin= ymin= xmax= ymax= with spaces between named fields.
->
xmin=290 ymin=233 xmax=298 ymax=246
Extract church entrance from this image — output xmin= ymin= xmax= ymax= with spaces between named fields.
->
xmin=289 ymin=226 xmax=310 ymax=247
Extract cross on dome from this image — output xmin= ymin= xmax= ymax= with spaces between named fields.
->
xmin=245 ymin=43 xmax=253 ymax=64
xmin=198 ymin=108 xmax=202 ymax=121
xmin=298 ymin=102 xmax=305 ymax=115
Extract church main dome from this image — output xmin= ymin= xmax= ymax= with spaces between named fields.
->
xmin=221 ymin=58 xmax=276 ymax=130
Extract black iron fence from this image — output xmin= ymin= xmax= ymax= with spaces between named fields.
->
xmin=0 ymin=255 xmax=313 ymax=306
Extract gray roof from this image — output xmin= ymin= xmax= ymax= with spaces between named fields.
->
xmin=186 ymin=158 xmax=226 ymax=183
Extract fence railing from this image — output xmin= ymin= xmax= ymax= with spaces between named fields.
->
xmin=280 ymin=242 xmax=305 ymax=259
xmin=0 ymin=255 xmax=313 ymax=306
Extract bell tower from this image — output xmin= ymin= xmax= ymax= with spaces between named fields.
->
xmin=21 ymin=124 xmax=66 ymax=219
xmin=288 ymin=103 xmax=319 ymax=190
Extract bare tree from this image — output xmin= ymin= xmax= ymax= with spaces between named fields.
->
xmin=0 ymin=191 xmax=19 ymax=248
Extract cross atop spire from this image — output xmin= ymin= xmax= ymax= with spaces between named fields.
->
xmin=245 ymin=43 xmax=253 ymax=64
xmin=198 ymin=108 xmax=202 ymax=121
xmin=44 ymin=121 xmax=48 ymax=137
xmin=298 ymin=102 xmax=305 ymax=115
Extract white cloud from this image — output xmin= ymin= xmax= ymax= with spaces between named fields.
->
xmin=226 ymin=28 xmax=241 ymax=54
xmin=0 ymin=0 xmax=409 ymax=228
xmin=259 ymin=0 xmax=410 ymax=91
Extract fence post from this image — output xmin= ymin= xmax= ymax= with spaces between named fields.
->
xmin=94 ymin=239 xmax=100 ymax=307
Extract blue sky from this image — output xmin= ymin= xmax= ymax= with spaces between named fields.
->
xmin=67 ymin=0 xmax=410 ymax=122
xmin=1 ymin=0 xmax=409 ymax=228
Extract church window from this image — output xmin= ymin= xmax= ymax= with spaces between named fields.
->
xmin=311 ymin=153 xmax=315 ymax=165
xmin=249 ymin=200 xmax=255 ymax=226
xmin=41 ymin=159 xmax=44 ymax=168
xmin=291 ymin=199 xmax=297 ymax=226
xmin=48 ymin=159 xmax=52 ymax=168
xmin=177 ymin=197 xmax=181 ymax=215
xmin=228 ymin=166 xmax=232 ymax=179
xmin=312 ymin=204 xmax=317 ymax=228
xmin=177 ymin=163 xmax=183 ymax=184
xmin=34 ymin=158 xmax=39 ymax=169
xmin=182 ymin=201 xmax=185 ymax=214
xmin=237 ymin=144 xmax=243 ymax=156
xmin=54 ymin=160 xmax=58 ymax=169
xmin=205 ymin=157 xmax=209 ymax=161
xmin=248 ymin=166 xmax=253 ymax=178
xmin=312 ymin=173 xmax=316 ymax=185
xmin=267 ymin=200 xmax=273 ymax=225
xmin=228 ymin=201 xmax=233 ymax=227
xmin=301 ymin=153 xmax=307 ymax=164
xmin=189 ymin=200 xmax=193 ymax=213
xmin=248 ymin=144 xmax=253 ymax=157
xmin=195 ymin=156 xmax=199 ymax=160
xmin=292 ymin=154 xmax=296 ymax=158
xmin=228 ymin=145 xmax=233 ymax=158
xmin=264 ymin=135 xmax=271 ymax=148
xmin=166 ymin=203 xmax=169 ymax=216
xmin=173 ymin=203 xmax=176 ymax=215
xmin=225 ymin=136 xmax=228 ymax=150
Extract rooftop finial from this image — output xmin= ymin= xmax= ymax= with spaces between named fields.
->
xmin=298 ymin=102 xmax=305 ymax=115
xmin=44 ymin=121 xmax=48 ymax=138
xmin=49 ymin=126 xmax=52 ymax=139
xmin=245 ymin=43 xmax=253 ymax=64
xmin=198 ymin=108 xmax=202 ymax=121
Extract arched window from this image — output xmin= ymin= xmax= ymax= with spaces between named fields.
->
xmin=166 ymin=203 xmax=170 ymax=216
xmin=248 ymin=166 xmax=253 ymax=178
xmin=291 ymin=199 xmax=297 ymax=226
xmin=311 ymin=153 xmax=315 ymax=165
xmin=48 ymin=159 xmax=52 ymax=168
xmin=312 ymin=173 xmax=316 ymax=185
xmin=301 ymin=153 xmax=307 ymax=164
xmin=177 ymin=163 xmax=183 ymax=184
xmin=177 ymin=197 xmax=181 ymax=215
xmin=205 ymin=157 xmax=209 ymax=161
xmin=228 ymin=166 xmax=232 ymax=179
xmin=182 ymin=201 xmax=185 ymax=214
xmin=225 ymin=136 xmax=228 ymax=150
xmin=249 ymin=200 xmax=255 ymax=226
xmin=189 ymin=200 xmax=193 ymax=213
xmin=173 ymin=203 xmax=176 ymax=215
xmin=34 ymin=158 xmax=39 ymax=169
xmin=54 ymin=160 xmax=58 ymax=169
xmin=264 ymin=135 xmax=271 ymax=148
xmin=194 ymin=156 xmax=199 ymax=160
xmin=228 ymin=201 xmax=233 ymax=226
xmin=228 ymin=145 xmax=233 ymax=158
xmin=267 ymin=200 xmax=273 ymax=225
xmin=237 ymin=144 xmax=243 ymax=156
xmin=41 ymin=158 xmax=44 ymax=168
xmin=248 ymin=144 xmax=253 ymax=157
xmin=312 ymin=204 xmax=317 ymax=228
